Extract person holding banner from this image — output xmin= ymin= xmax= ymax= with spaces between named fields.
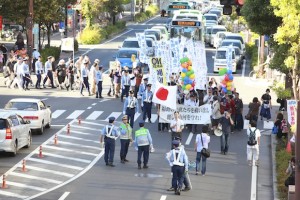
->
xmin=141 ymin=83 xmax=153 ymax=123
xmin=184 ymin=94 xmax=198 ymax=133
xmin=123 ymin=90 xmax=139 ymax=128
xmin=170 ymin=111 xmax=185 ymax=148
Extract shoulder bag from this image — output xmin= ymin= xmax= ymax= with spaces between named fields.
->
xmin=200 ymin=133 xmax=210 ymax=158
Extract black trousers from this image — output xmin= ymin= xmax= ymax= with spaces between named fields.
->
xmin=22 ymin=74 xmax=30 ymax=89
xmin=143 ymin=102 xmax=152 ymax=121
xmin=80 ymin=77 xmax=90 ymax=94
xmin=104 ymin=137 xmax=115 ymax=164
xmin=137 ymin=145 xmax=150 ymax=166
xmin=121 ymin=85 xmax=130 ymax=100
xmin=36 ymin=74 xmax=41 ymax=88
xmin=96 ymin=81 xmax=103 ymax=97
xmin=43 ymin=71 xmax=54 ymax=87
xmin=120 ymin=139 xmax=130 ymax=160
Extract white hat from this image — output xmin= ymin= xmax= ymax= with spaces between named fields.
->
xmin=94 ymin=59 xmax=100 ymax=64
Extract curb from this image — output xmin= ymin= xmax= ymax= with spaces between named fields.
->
xmin=271 ymin=133 xmax=280 ymax=200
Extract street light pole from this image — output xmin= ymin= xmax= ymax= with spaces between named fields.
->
xmin=27 ymin=0 xmax=33 ymax=71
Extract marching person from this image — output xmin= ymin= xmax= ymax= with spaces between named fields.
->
xmin=211 ymin=95 xmax=222 ymax=134
xmin=107 ymin=68 xmax=115 ymax=97
xmin=168 ymin=140 xmax=189 ymax=195
xmin=141 ymin=83 xmax=153 ymax=123
xmin=121 ymin=70 xmax=131 ymax=102
xmin=134 ymin=121 xmax=153 ymax=169
xmin=80 ymin=59 xmax=91 ymax=96
xmin=56 ymin=59 xmax=67 ymax=89
xmin=170 ymin=111 xmax=184 ymax=147
xmin=32 ymin=48 xmax=40 ymax=73
xmin=184 ymin=93 xmax=198 ymax=133
xmin=22 ymin=58 xmax=31 ymax=90
xmin=194 ymin=125 xmax=210 ymax=176
xmin=219 ymin=111 xmax=234 ymax=155
xmin=138 ymin=77 xmax=148 ymax=99
xmin=234 ymin=92 xmax=244 ymax=131
xmin=66 ymin=59 xmax=75 ymax=91
xmin=90 ymin=59 xmax=100 ymax=95
xmin=260 ymin=88 xmax=272 ymax=121
xmin=100 ymin=117 xmax=120 ymax=167
xmin=114 ymin=65 xmax=122 ymax=98
xmin=35 ymin=56 xmax=43 ymax=89
xmin=95 ymin=64 xmax=103 ymax=98
xmin=247 ymin=120 xmax=261 ymax=166
xmin=123 ymin=90 xmax=139 ymax=128
xmin=43 ymin=56 xmax=56 ymax=88
xmin=10 ymin=57 xmax=24 ymax=90
xmin=119 ymin=115 xmax=133 ymax=163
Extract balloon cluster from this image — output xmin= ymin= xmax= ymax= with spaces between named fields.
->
xmin=180 ymin=57 xmax=195 ymax=93
xmin=219 ymin=68 xmax=234 ymax=94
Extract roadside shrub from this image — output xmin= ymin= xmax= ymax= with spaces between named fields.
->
xmin=135 ymin=13 xmax=148 ymax=22
xmin=145 ymin=10 xmax=152 ymax=17
xmin=115 ymin=21 xmax=126 ymax=29
xmin=146 ymin=4 xmax=159 ymax=15
xmin=79 ymin=26 xmax=105 ymax=44
xmin=40 ymin=46 xmax=60 ymax=62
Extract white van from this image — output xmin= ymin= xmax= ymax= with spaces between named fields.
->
xmin=213 ymin=31 xmax=230 ymax=48
xmin=209 ymin=25 xmax=227 ymax=47
xmin=212 ymin=47 xmax=237 ymax=73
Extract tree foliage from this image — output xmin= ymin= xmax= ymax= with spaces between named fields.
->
xmin=103 ymin=0 xmax=124 ymax=25
xmin=81 ymin=0 xmax=105 ymax=28
xmin=241 ymin=0 xmax=282 ymax=35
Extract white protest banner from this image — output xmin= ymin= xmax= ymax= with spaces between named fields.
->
xmin=61 ymin=37 xmax=74 ymax=51
xmin=287 ymin=100 xmax=297 ymax=126
xmin=149 ymin=57 xmax=166 ymax=85
xmin=159 ymin=104 xmax=212 ymax=124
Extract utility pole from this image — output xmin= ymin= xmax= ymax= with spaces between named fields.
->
xmin=27 ymin=0 xmax=34 ymax=71
xmin=64 ymin=1 xmax=68 ymax=37
xmin=296 ymin=83 xmax=300 ymax=200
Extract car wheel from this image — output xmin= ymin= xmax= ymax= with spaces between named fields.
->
xmin=45 ymin=117 xmax=51 ymax=129
xmin=38 ymin=122 xmax=44 ymax=135
xmin=9 ymin=141 xmax=17 ymax=157
xmin=25 ymin=132 xmax=32 ymax=148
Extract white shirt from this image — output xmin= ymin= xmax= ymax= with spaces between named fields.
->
xmin=203 ymin=94 xmax=214 ymax=104
xmin=32 ymin=50 xmax=40 ymax=59
xmin=184 ymin=98 xmax=198 ymax=106
xmin=195 ymin=133 xmax=210 ymax=152
xmin=14 ymin=62 xmax=24 ymax=75
xmin=170 ymin=119 xmax=185 ymax=132
xmin=35 ymin=60 xmax=43 ymax=74
xmin=247 ymin=127 xmax=261 ymax=147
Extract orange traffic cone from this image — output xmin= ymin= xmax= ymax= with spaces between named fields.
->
xmin=54 ymin=134 xmax=58 ymax=145
xmin=286 ymin=141 xmax=292 ymax=153
xmin=38 ymin=146 xmax=44 ymax=158
xmin=1 ymin=175 xmax=8 ymax=189
xmin=21 ymin=159 xmax=27 ymax=172
xmin=67 ymin=124 xmax=70 ymax=134
xmin=78 ymin=116 xmax=81 ymax=125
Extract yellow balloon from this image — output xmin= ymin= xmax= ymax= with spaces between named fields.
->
xmin=131 ymin=54 xmax=136 ymax=62
xmin=186 ymin=84 xmax=191 ymax=90
xmin=227 ymin=82 xmax=232 ymax=87
xmin=189 ymin=74 xmax=195 ymax=79
xmin=181 ymin=73 xmax=186 ymax=78
xmin=227 ymin=86 xmax=231 ymax=90
xmin=188 ymin=66 xmax=192 ymax=71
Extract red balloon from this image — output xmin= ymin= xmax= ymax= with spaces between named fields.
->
xmin=192 ymin=82 xmax=195 ymax=87
xmin=224 ymin=75 xmax=229 ymax=81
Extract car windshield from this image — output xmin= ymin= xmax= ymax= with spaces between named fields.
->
xmin=222 ymin=41 xmax=242 ymax=49
xmin=204 ymin=15 xmax=217 ymax=21
xmin=212 ymin=28 xmax=226 ymax=34
xmin=122 ymin=41 xmax=140 ymax=48
xmin=209 ymin=10 xmax=221 ymax=17
xmin=216 ymin=50 xmax=235 ymax=59
xmin=0 ymin=119 xmax=7 ymax=129
xmin=146 ymin=40 xmax=153 ymax=47
xmin=117 ymin=51 xmax=138 ymax=58
xmin=5 ymin=102 xmax=38 ymax=110
xmin=226 ymin=36 xmax=244 ymax=44
xmin=145 ymin=31 xmax=159 ymax=40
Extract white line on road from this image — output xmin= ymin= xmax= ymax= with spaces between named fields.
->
xmin=6 ymin=181 xmax=46 ymax=191
xmin=185 ymin=132 xmax=194 ymax=145
xmin=250 ymin=158 xmax=257 ymax=200
xmin=65 ymin=130 xmax=93 ymax=135
xmin=10 ymin=172 xmax=63 ymax=184
xmin=66 ymin=110 xmax=85 ymax=119
xmin=86 ymin=111 xmax=103 ymax=120
xmin=59 ymin=134 xmax=98 ymax=143
xmin=57 ymin=140 xmax=101 ymax=150
xmin=70 ymin=124 xmax=100 ymax=131
xmin=22 ymin=165 xmax=74 ymax=177
xmin=91 ymin=103 xmax=97 ymax=106
xmin=43 ymin=145 xmax=98 ymax=156
xmin=105 ymin=112 xmax=122 ymax=121
xmin=51 ymin=125 xmax=65 ymax=127
xmin=42 ymin=152 xmax=91 ymax=163
xmin=145 ymin=114 xmax=158 ymax=123
xmin=58 ymin=192 xmax=70 ymax=200
xmin=134 ymin=113 xmax=141 ymax=121
xmin=0 ymin=190 xmax=29 ymax=199
xmin=87 ymin=107 xmax=92 ymax=109
xmin=81 ymin=120 xmax=105 ymax=127
xmin=52 ymin=110 xmax=66 ymax=119
xmin=160 ymin=195 xmax=167 ymax=200
xmin=28 ymin=157 xmax=84 ymax=170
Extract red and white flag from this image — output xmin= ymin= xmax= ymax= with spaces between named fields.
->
xmin=152 ymin=82 xmax=177 ymax=110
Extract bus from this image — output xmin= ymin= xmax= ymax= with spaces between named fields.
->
xmin=170 ymin=19 xmax=204 ymax=42
xmin=167 ymin=1 xmax=191 ymax=18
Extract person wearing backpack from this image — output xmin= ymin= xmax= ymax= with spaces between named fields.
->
xmin=247 ymin=121 xmax=261 ymax=166
xmin=274 ymin=112 xmax=284 ymax=139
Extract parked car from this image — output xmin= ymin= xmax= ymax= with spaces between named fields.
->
xmin=114 ymin=48 xmax=140 ymax=71
xmin=224 ymin=33 xmax=245 ymax=53
xmin=4 ymin=98 xmax=52 ymax=135
xmin=0 ymin=110 xmax=31 ymax=156
xmin=203 ymin=13 xmax=218 ymax=22
xmin=212 ymin=47 xmax=237 ymax=73
xmin=121 ymin=37 xmax=154 ymax=56
xmin=204 ymin=26 xmax=212 ymax=44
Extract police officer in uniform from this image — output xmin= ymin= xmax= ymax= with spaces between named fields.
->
xmin=123 ymin=90 xmax=139 ymax=128
xmin=43 ymin=56 xmax=56 ymax=88
xmin=80 ymin=59 xmax=91 ymax=96
xmin=134 ymin=121 xmax=153 ymax=169
xmin=94 ymin=65 xmax=103 ymax=98
xmin=22 ymin=58 xmax=31 ymax=90
xmin=137 ymin=77 xmax=148 ymax=99
xmin=100 ymin=117 xmax=120 ymax=167
xmin=141 ymin=83 xmax=153 ymax=123
xmin=169 ymin=140 xmax=189 ymax=195
xmin=35 ymin=56 xmax=43 ymax=89
xmin=119 ymin=115 xmax=133 ymax=163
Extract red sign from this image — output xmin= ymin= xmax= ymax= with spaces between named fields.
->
xmin=0 ymin=16 xmax=2 ymax=31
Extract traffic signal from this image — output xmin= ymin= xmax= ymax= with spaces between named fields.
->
xmin=235 ymin=0 xmax=244 ymax=16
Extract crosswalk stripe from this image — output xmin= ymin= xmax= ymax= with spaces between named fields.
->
xmin=66 ymin=130 xmax=93 ymax=136
xmin=66 ymin=110 xmax=85 ymax=119
xmin=59 ymin=135 xmax=98 ymax=144
xmin=57 ymin=141 xmax=101 ymax=150
xmin=52 ymin=110 xmax=66 ymax=119
xmin=105 ymin=112 xmax=122 ymax=121
xmin=22 ymin=165 xmax=74 ymax=177
xmin=43 ymin=145 xmax=98 ymax=156
xmin=0 ymin=190 xmax=29 ymax=199
xmin=81 ymin=121 xmax=105 ymax=127
xmin=10 ymin=171 xmax=63 ymax=184
xmin=28 ymin=157 xmax=84 ymax=171
xmin=71 ymin=125 xmax=100 ymax=131
xmin=42 ymin=152 xmax=92 ymax=163
xmin=134 ymin=113 xmax=141 ymax=121
xmin=6 ymin=181 xmax=47 ymax=191
xmin=86 ymin=111 xmax=103 ymax=120
xmin=145 ymin=114 xmax=158 ymax=123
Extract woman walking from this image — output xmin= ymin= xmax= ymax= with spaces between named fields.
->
xmin=194 ymin=125 xmax=210 ymax=176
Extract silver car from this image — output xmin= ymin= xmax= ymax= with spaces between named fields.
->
xmin=0 ymin=111 xmax=32 ymax=156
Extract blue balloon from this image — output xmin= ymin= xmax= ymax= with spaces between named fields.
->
xmin=189 ymin=79 xmax=193 ymax=84
xmin=222 ymin=87 xmax=227 ymax=93
xmin=184 ymin=77 xmax=189 ymax=81
xmin=227 ymin=70 xmax=232 ymax=74
xmin=229 ymin=74 xmax=233 ymax=80
xmin=182 ymin=68 xmax=188 ymax=73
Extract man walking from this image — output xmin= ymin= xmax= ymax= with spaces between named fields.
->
xmin=121 ymin=70 xmax=131 ymax=102
xmin=35 ymin=56 xmax=43 ymax=89
xmin=123 ymin=90 xmax=139 ymax=128
xmin=170 ymin=111 xmax=184 ymax=147
xmin=141 ymin=83 xmax=153 ymax=123
xmin=219 ymin=111 xmax=234 ymax=155
xmin=134 ymin=121 xmax=153 ymax=169
xmin=234 ymin=93 xmax=244 ymax=131
xmin=43 ymin=56 xmax=56 ymax=88
xmin=100 ymin=117 xmax=120 ymax=167
xmin=80 ymin=60 xmax=91 ymax=96
xmin=10 ymin=57 xmax=24 ymax=90
xmin=119 ymin=115 xmax=133 ymax=163
xmin=247 ymin=120 xmax=261 ymax=166
xmin=22 ymin=58 xmax=31 ymax=90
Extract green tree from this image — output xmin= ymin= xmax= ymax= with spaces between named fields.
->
xmin=103 ymin=0 xmax=124 ymax=25
xmin=81 ymin=0 xmax=105 ymax=28
xmin=270 ymin=0 xmax=300 ymax=99
xmin=241 ymin=0 xmax=281 ymax=35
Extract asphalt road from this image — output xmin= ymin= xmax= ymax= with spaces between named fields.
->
xmin=0 ymin=16 xmax=271 ymax=200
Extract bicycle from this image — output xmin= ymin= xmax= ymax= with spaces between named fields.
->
xmin=248 ymin=64 xmax=267 ymax=81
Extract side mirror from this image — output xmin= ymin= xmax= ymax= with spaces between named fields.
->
xmin=26 ymin=120 xmax=31 ymax=124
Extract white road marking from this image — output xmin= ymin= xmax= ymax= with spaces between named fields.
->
xmin=0 ymin=190 xmax=29 ymax=199
xmin=52 ymin=110 xmax=66 ymax=119
xmin=250 ymin=158 xmax=257 ymax=200
xmin=105 ymin=112 xmax=122 ymax=121
xmin=134 ymin=113 xmax=141 ymax=121
xmin=41 ymin=98 xmax=48 ymax=101
xmin=22 ymin=165 xmax=74 ymax=177
xmin=92 ymin=103 xmax=97 ymax=106
xmin=58 ymin=192 xmax=70 ymax=200
xmin=70 ymin=125 xmax=100 ymax=131
xmin=86 ymin=111 xmax=103 ymax=120
xmin=59 ymin=135 xmax=98 ymax=143
xmin=66 ymin=130 xmax=93 ymax=135
xmin=141 ymin=15 xmax=160 ymax=25
xmin=160 ymin=195 xmax=167 ymax=200
xmin=27 ymin=157 xmax=84 ymax=170
xmin=6 ymin=181 xmax=46 ymax=191
xmin=145 ymin=114 xmax=158 ymax=123
xmin=51 ymin=125 xmax=65 ymax=127
xmin=99 ymin=99 xmax=110 ymax=103
xmin=87 ymin=107 xmax=92 ymax=109
xmin=185 ymin=132 xmax=194 ymax=145
xmin=43 ymin=145 xmax=98 ymax=156
xmin=10 ymin=172 xmax=63 ymax=184
xmin=25 ymin=151 xmax=105 ymax=200
xmin=42 ymin=152 xmax=91 ymax=163
xmin=66 ymin=110 xmax=85 ymax=119
xmin=57 ymin=141 xmax=101 ymax=150
xmin=81 ymin=120 xmax=105 ymax=127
